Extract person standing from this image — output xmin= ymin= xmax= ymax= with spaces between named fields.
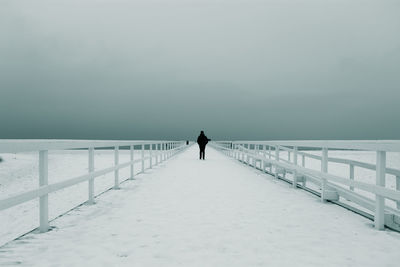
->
xmin=197 ymin=130 xmax=210 ymax=160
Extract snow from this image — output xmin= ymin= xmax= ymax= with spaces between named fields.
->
xmin=0 ymin=149 xmax=148 ymax=245
xmin=1 ymin=146 xmax=400 ymax=266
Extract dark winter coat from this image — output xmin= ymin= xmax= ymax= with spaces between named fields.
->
xmin=197 ymin=134 xmax=210 ymax=148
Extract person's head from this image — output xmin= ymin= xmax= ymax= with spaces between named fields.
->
xmin=200 ymin=130 xmax=204 ymax=135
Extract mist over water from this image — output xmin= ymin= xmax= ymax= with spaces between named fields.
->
xmin=1 ymin=0 xmax=399 ymax=140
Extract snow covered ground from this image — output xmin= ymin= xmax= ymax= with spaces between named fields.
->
xmin=0 ymin=149 xmax=149 ymax=246
xmin=1 ymin=146 xmax=400 ymax=266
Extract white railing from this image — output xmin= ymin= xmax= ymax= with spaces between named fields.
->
xmin=0 ymin=140 xmax=186 ymax=233
xmin=211 ymin=140 xmax=400 ymax=231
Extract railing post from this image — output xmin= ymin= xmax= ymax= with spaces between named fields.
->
xmin=261 ymin=145 xmax=266 ymax=172
xmin=293 ymin=147 xmax=298 ymax=189
xmin=249 ymin=144 xmax=252 ymax=165
xmin=160 ymin=143 xmax=162 ymax=162
xmin=321 ymin=147 xmax=328 ymax=202
xmin=375 ymin=151 xmax=386 ymax=230
xmin=275 ymin=146 xmax=280 ymax=161
xmin=158 ymin=143 xmax=160 ymax=164
xmin=255 ymin=144 xmax=259 ymax=168
xmin=263 ymin=145 xmax=266 ymax=158
xmin=302 ymin=154 xmax=305 ymax=167
xmin=39 ymin=150 xmax=49 ymax=233
xmin=396 ymin=176 xmax=400 ymax=209
xmin=246 ymin=144 xmax=250 ymax=165
xmin=350 ymin=164 xmax=354 ymax=191
xmin=88 ymin=147 xmax=95 ymax=204
xmin=248 ymin=144 xmax=251 ymax=165
xmin=141 ymin=144 xmax=145 ymax=173
xmin=162 ymin=143 xmax=165 ymax=161
xmin=242 ymin=144 xmax=245 ymax=163
xmin=241 ymin=144 xmax=244 ymax=162
xmin=130 ymin=145 xmax=134 ymax=180
xmin=274 ymin=146 xmax=279 ymax=179
xmin=149 ymin=144 xmax=153 ymax=168
xmin=160 ymin=143 xmax=163 ymax=161
xmin=243 ymin=144 xmax=245 ymax=162
xmin=155 ymin=144 xmax=158 ymax=166
xmin=252 ymin=144 xmax=255 ymax=167
xmin=321 ymin=148 xmax=328 ymax=173
xmin=114 ymin=146 xmax=119 ymax=189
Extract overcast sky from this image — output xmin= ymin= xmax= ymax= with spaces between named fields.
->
xmin=1 ymin=0 xmax=399 ymax=141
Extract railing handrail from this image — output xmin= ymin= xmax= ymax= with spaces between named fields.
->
xmin=228 ymin=140 xmax=400 ymax=152
xmin=294 ymin=151 xmax=400 ymax=177
xmin=226 ymin=142 xmax=400 ymax=190
xmin=246 ymin=146 xmax=400 ymax=177
xmin=0 ymin=139 xmax=181 ymax=153
xmin=218 ymin=140 xmax=400 ymax=177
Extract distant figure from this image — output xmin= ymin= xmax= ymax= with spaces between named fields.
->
xmin=186 ymin=140 xmax=189 ymax=145
xmin=197 ymin=130 xmax=211 ymax=160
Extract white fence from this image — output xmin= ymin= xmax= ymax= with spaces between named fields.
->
xmin=0 ymin=140 xmax=186 ymax=233
xmin=212 ymin=140 xmax=400 ymax=231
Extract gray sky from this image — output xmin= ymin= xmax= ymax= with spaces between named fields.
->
xmin=1 ymin=0 xmax=399 ymax=140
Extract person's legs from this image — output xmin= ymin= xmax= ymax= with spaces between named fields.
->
xmin=200 ymin=146 xmax=205 ymax=160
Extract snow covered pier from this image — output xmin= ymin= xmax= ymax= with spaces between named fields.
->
xmin=1 ymin=141 xmax=400 ymax=266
